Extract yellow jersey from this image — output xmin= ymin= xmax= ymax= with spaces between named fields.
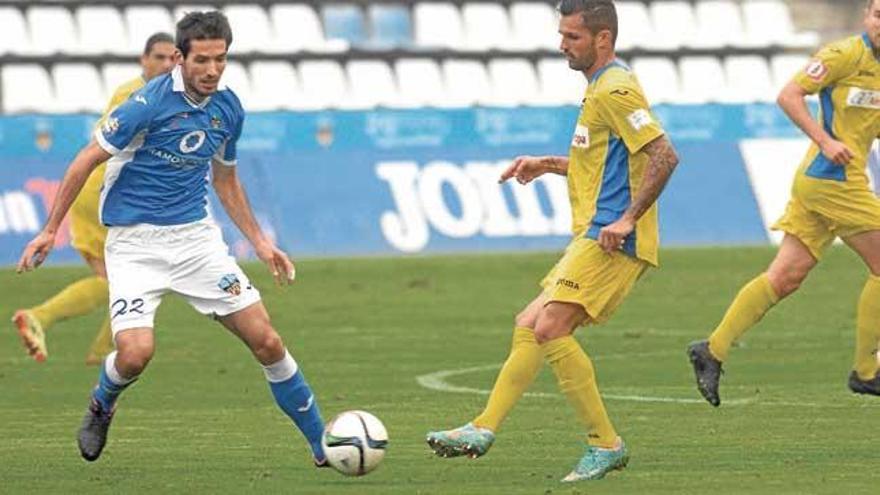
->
xmin=794 ymin=33 xmax=880 ymax=186
xmin=568 ymin=60 xmax=666 ymax=266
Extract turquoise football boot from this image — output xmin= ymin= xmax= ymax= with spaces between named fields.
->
xmin=561 ymin=438 xmax=629 ymax=482
xmin=426 ymin=423 xmax=495 ymax=459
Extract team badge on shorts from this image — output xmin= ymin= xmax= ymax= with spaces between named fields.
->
xmin=218 ymin=274 xmax=242 ymax=296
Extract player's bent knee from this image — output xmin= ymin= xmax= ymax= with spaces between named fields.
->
xmin=116 ymin=347 xmax=153 ymax=376
xmin=252 ymin=331 xmax=285 ymax=363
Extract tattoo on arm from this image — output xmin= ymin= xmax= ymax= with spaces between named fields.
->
xmin=623 ymin=136 xmax=679 ymax=222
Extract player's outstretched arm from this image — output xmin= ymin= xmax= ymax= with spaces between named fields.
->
xmin=17 ymin=141 xmax=110 ymax=273
xmin=777 ymin=81 xmax=853 ymax=165
xmin=597 ymin=136 xmax=679 ymax=253
xmin=498 ymin=155 xmax=569 ymax=185
xmin=211 ymin=161 xmax=294 ymax=286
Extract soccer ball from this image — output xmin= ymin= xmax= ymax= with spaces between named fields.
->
xmin=321 ymin=410 xmax=388 ymax=476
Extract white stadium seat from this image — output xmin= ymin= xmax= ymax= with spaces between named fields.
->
xmin=269 ymin=4 xmax=348 ymax=53
xmin=224 ymin=5 xmax=273 ymax=55
xmin=76 ymin=6 xmax=128 ymax=55
xmin=345 ymin=60 xmax=398 ymax=109
xmin=124 ymin=6 xmax=174 ymax=55
xmin=52 ymin=63 xmax=106 ymax=113
xmin=414 ymin=3 xmax=465 ymax=49
xmin=461 ymin=3 xmax=513 ymax=51
xmin=219 ymin=62 xmax=253 ymax=110
xmin=615 ymin=1 xmax=655 ymax=51
xmin=296 ymin=61 xmax=348 ymax=110
xmin=486 ymin=58 xmax=539 ymax=107
xmin=742 ymin=0 xmax=820 ymax=48
xmin=102 ymin=63 xmax=142 ymax=99
xmin=443 ymin=59 xmax=492 ymax=107
xmin=394 ymin=58 xmax=446 ymax=108
xmin=678 ymin=56 xmax=727 ymax=104
xmin=649 ymin=1 xmax=697 ymax=51
xmin=536 ymin=58 xmax=586 ymax=106
xmin=248 ymin=61 xmax=302 ymax=111
xmin=692 ymin=1 xmax=745 ymax=50
xmin=631 ymin=57 xmax=681 ymax=104
xmin=1 ymin=64 xmax=55 ymax=114
xmin=0 ymin=7 xmax=30 ymax=56
xmin=509 ymin=2 xmax=559 ymax=51
xmin=26 ymin=7 xmax=79 ymax=56
xmin=724 ymin=56 xmax=775 ymax=103
xmin=770 ymin=53 xmax=810 ymax=94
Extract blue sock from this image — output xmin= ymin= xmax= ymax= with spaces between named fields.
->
xmin=92 ymin=351 xmax=135 ymax=411
xmin=265 ymin=351 xmax=325 ymax=461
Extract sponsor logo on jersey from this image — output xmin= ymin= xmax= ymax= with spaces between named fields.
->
xmin=218 ymin=273 xmax=241 ymax=296
xmin=556 ymin=278 xmax=581 ymax=290
xmin=571 ymin=124 xmax=590 ymax=148
xmin=102 ymin=117 xmax=120 ymax=136
xmin=805 ymin=59 xmax=829 ymax=82
xmin=134 ymin=95 xmax=147 ymax=105
xmin=846 ymin=87 xmax=880 ymax=109
xmin=627 ymin=109 xmax=653 ymax=130
xmin=179 ymin=130 xmax=206 ymax=153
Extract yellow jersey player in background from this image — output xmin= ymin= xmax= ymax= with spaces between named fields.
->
xmin=426 ymin=0 xmax=679 ymax=483
xmin=688 ymin=0 xmax=880 ymax=405
xmin=12 ymin=33 xmax=176 ymax=365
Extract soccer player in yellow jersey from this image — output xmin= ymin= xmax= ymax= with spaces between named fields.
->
xmin=426 ymin=0 xmax=679 ymax=482
xmin=12 ymin=33 xmax=176 ymax=364
xmin=688 ymin=0 xmax=880 ymax=405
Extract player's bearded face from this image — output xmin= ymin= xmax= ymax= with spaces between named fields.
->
xmin=181 ymin=39 xmax=228 ymax=98
xmin=558 ymin=14 xmax=597 ymax=72
xmin=865 ymin=2 xmax=880 ymax=49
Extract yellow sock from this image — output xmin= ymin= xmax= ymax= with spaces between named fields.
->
xmin=31 ymin=276 xmax=109 ymax=329
xmin=708 ymin=273 xmax=780 ymax=362
xmin=854 ymin=275 xmax=880 ymax=380
xmin=86 ymin=316 xmax=114 ymax=365
xmin=472 ymin=327 xmax=543 ymax=431
xmin=542 ymin=336 xmax=617 ymax=448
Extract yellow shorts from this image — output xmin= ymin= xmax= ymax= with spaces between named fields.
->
xmin=69 ymin=167 xmax=108 ymax=260
xmin=772 ymin=177 xmax=880 ymax=260
xmin=540 ymin=238 xmax=648 ymax=325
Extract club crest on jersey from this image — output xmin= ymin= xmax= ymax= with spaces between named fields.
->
xmin=179 ymin=130 xmax=206 ymax=153
xmin=211 ymin=115 xmax=222 ymax=129
xmin=571 ymin=124 xmax=590 ymax=149
xmin=805 ymin=59 xmax=829 ymax=82
xmin=218 ymin=274 xmax=241 ymax=296
xmin=102 ymin=117 xmax=120 ymax=136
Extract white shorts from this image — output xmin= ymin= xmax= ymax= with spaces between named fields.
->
xmin=104 ymin=219 xmax=261 ymax=334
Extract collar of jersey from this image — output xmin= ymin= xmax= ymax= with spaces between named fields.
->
xmin=862 ymin=32 xmax=880 ymax=62
xmin=587 ymin=58 xmax=628 ymax=84
xmin=171 ymin=65 xmax=224 ymax=109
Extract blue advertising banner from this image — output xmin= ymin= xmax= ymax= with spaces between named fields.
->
xmin=0 ymin=104 xmax=806 ymax=265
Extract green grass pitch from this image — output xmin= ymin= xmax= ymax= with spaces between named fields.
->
xmin=1 ymin=247 xmax=877 ymax=494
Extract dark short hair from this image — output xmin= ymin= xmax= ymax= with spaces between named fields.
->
xmin=175 ymin=11 xmax=233 ymax=58
xmin=143 ymin=32 xmax=174 ymax=56
xmin=557 ymin=0 xmax=618 ymax=45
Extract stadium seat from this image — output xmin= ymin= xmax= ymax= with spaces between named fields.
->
xmin=461 ymin=3 xmax=513 ymax=51
xmin=26 ymin=7 xmax=79 ymax=56
xmin=368 ymin=4 xmax=412 ymax=48
xmin=219 ymin=62 xmax=253 ymax=110
xmin=770 ymin=53 xmax=809 ymax=93
xmin=536 ymin=58 xmax=586 ymax=106
xmin=414 ymin=3 xmax=465 ymax=49
xmin=102 ymin=63 xmax=142 ymax=99
xmin=724 ymin=56 xmax=775 ymax=103
xmin=270 ymin=4 xmax=348 ymax=53
xmin=394 ymin=58 xmax=446 ymax=108
xmin=692 ymin=1 xmax=745 ymax=49
xmin=631 ymin=57 xmax=681 ymax=104
xmin=509 ymin=2 xmax=559 ymax=50
xmin=223 ymin=5 xmax=273 ymax=54
xmin=75 ymin=7 xmax=128 ymax=56
xmin=443 ymin=59 xmax=492 ymax=107
xmin=678 ymin=56 xmax=727 ymax=104
xmin=124 ymin=6 xmax=174 ymax=55
xmin=297 ymin=61 xmax=348 ymax=110
xmin=486 ymin=59 xmax=539 ymax=107
xmin=615 ymin=1 xmax=655 ymax=51
xmin=323 ymin=4 xmax=367 ymax=46
xmin=1 ymin=64 xmax=55 ymax=114
xmin=0 ymin=7 xmax=30 ymax=56
xmin=248 ymin=61 xmax=301 ymax=111
xmin=741 ymin=0 xmax=820 ymax=48
xmin=345 ymin=60 xmax=398 ymax=109
xmin=52 ymin=64 xmax=106 ymax=114
xmin=649 ymin=1 xmax=698 ymax=50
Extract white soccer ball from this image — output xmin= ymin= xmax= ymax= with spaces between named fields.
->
xmin=321 ymin=410 xmax=388 ymax=476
